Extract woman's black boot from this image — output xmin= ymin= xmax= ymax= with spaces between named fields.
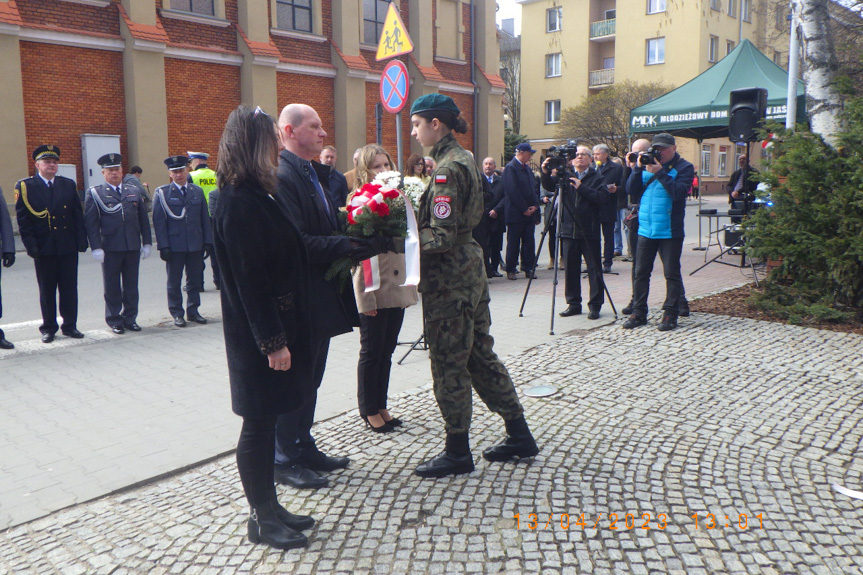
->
xmin=271 ymin=498 xmax=315 ymax=531
xmin=247 ymin=501 xmax=309 ymax=550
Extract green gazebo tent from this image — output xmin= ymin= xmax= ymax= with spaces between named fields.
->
xmin=629 ymin=39 xmax=806 ymax=139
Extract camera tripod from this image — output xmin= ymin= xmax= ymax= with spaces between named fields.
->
xmin=519 ymin=170 xmax=618 ymax=334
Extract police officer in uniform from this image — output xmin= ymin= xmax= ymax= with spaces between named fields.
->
xmin=152 ymin=155 xmax=213 ymax=327
xmin=0 ymin=191 xmax=16 ymax=349
xmin=188 ymin=151 xmax=220 ymax=290
xmin=408 ymin=94 xmax=539 ymax=478
xmin=84 ymin=153 xmax=153 ymax=334
xmin=15 ymin=145 xmax=88 ymax=343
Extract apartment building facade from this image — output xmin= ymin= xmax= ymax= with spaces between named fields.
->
xmin=0 ymin=0 xmax=506 ymax=205
xmin=517 ymin=0 xmax=790 ymax=192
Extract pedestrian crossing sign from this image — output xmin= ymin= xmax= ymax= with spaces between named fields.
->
xmin=375 ymin=3 xmax=414 ymax=61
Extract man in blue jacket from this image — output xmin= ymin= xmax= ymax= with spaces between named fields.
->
xmin=502 ymin=142 xmax=540 ymax=280
xmin=623 ymin=133 xmax=694 ymax=332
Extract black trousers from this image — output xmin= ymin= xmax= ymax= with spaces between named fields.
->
xmin=562 ymin=237 xmax=603 ymax=310
xmin=547 ymin=221 xmax=557 ymax=260
xmin=357 ymin=307 xmax=405 ymax=416
xmin=102 ymin=250 xmax=140 ymax=328
xmin=237 ymin=414 xmax=278 ymax=507
xmin=274 ymin=338 xmax=329 ymax=466
xmin=505 ymin=220 xmax=536 ymax=273
xmin=632 ymin=236 xmax=684 ymax=318
xmin=166 ymin=250 xmax=204 ymax=318
xmin=34 ymin=253 xmax=79 ymax=335
xmin=488 ymin=229 xmax=504 ymax=272
xmin=601 ymin=221 xmax=615 ymax=267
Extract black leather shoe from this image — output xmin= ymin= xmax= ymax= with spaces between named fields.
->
xmin=361 ymin=415 xmax=394 ymax=433
xmin=0 ymin=338 xmax=14 ymax=350
xmin=62 ymin=328 xmax=84 ymax=339
xmin=524 ymin=271 xmax=537 ymax=279
xmin=111 ymin=326 xmax=125 ymax=335
xmin=482 ymin=417 xmax=539 ymax=462
xmin=299 ymin=450 xmax=349 ymax=472
xmin=274 ymin=464 xmax=328 ymax=489
xmin=621 ymin=304 xmax=633 ymax=315
xmin=125 ymin=323 xmax=142 ymax=332
xmin=587 ymin=309 xmax=600 ymax=320
xmin=41 ymin=333 xmax=55 ymax=344
xmin=173 ymin=316 xmax=186 ymax=327
xmin=679 ymin=299 xmax=691 ymax=317
xmin=622 ymin=316 xmax=647 ymax=329
xmin=188 ymin=313 xmax=208 ymax=325
xmin=414 ymin=450 xmax=475 ymax=478
xmin=506 ymin=272 xmax=517 ymax=280
xmin=272 ymin=500 xmax=315 ymax=531
xmin=383 ymin=417 xmax=403 ymax=428
xmin=658 ymin=315 xmax=678 ymax=332
xmin=559 ymin=305 xmax=582 ymax=317
xmin=247 ymin=502 xmax=308 ymax=550
xmin=489 ymin=271 xmax=503 ymax=278
xmin=602 ymin=265 xmax=612 ymax=273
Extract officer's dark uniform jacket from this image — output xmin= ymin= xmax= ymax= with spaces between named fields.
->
xmin=540 ymin=166 xmax=610 ymax=240
xmin=152 ymin=182 xmax=212 ymax=252
xmin=84 ymin=182 xmax=152 ymax=251
xmin=418 ymin=133 xmax=484 ymax=295
xmin=15 ymin=175 xmax=87 ymax=257
xmin=596 ymin=161 xmax=624 ymax=223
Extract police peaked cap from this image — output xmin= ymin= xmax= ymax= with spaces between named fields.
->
xmin=33 ymin=145 xmax=60 ymax=161
xmin=410 ymin=93 xmax=461 ymax=117
xmin=164 ymin=155 xmax=190 ymax=170
xmin=187 ymin=151 xmax=209 ymax=160
xmin=97 ymin=153 xmax=123 ymax=168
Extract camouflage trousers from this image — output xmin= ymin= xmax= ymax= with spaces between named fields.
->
xmin=422 ymin=282 xmax=524 ymax=435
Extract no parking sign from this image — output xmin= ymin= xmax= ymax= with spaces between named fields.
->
xmin=380 ymin=60 xmax=409 ymax=114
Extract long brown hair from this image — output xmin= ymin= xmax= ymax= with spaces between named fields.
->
xmin=217 ymin=106 xmax=279 ymax=194
xmin=404 ymin=153 xmax=426 ymax=179
xmin=353 ymin=144 xmax=395 ymax=191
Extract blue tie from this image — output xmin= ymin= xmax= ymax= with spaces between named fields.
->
xmin=309 ymin=166 xmax=331 ymax=215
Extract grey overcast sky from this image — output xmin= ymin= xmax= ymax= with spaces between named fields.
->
xmin=496 ymin=0 xmax=522 ymax=35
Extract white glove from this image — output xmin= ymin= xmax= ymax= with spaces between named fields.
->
xmin=141 ymin=244 xmax=152 ymax=259
xmin=92 ymin=249 xmax=105 ymax=263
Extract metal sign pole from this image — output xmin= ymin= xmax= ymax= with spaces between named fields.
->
xmin=396 ymin=112 xmax=403 ymax=173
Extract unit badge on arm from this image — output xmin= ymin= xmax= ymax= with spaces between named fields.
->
xmin=433 ymin=195 xmax=451 ymax=219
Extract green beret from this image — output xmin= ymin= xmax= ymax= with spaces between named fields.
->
xmin=410 ymin=93 xmax=460 ymax=117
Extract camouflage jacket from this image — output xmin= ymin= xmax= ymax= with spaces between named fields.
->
xmin=417 ymin=133 xmax=484 ymax=294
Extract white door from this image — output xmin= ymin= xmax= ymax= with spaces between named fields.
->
xmin=81 ymin=134 xmax=120 ymax=190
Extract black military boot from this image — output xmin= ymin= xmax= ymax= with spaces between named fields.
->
xmin=414 ymin=432 xmax=475 ymax=478
xmin=247 ymin=501 xmax=309 ymax=550
xmin=482 ymin=416 xmax=539 ymax=462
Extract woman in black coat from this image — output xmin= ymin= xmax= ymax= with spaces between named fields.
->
xmin=213 ymin=106 xmax=314 ymax=551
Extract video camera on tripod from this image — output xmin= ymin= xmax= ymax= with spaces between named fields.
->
xmin=544 ymin=139 xmax=579 ymax=177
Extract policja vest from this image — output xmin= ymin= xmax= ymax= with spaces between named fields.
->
xmin=190 ymin=165 xmax=218 ymax=204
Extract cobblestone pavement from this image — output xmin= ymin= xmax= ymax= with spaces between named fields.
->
xmin=3 ymin=313 xmax=862 ymax=574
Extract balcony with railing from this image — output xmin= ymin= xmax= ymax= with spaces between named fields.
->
xmin=589 ymin=68 xmax=615 ymax=87
xmin=590 ymin=18 xmax=615 ymax=41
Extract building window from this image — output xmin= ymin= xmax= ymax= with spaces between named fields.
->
xmin=276 ymin=0 xmax=312 ymax=32
xmin=546 ymin=53 xmax=562 ymax=77
xmin=710 ymin=0 xmax=721 ymax=11
xmin=646 ymin=38 xmax=665 ymax=65
xmin=170 ymin=0 xmax=214 ymax=15
xmin=647 ymin=0 xmax=666 ymax=15
xmin=717 ymin=146 xmax=728 ymax=177
xmin=603 ymin=57 xmax=615 ymax=69
xmin=775 ymin=6 xmax=787 ymax=29
xmin=773 ymin=51 xmax=783 ymax=66
xmin=605 ymin=9 xmax=616 ymax=19
xmin=727 ymin=0 xmax=737 ymax=17
xmin=701 ymin=145 xmax=712 ymax=176
xmin=545 ymin=100 xmax=561 ymax=124
xmin=726 ymin=40 xmax=735 ymax=55
xmin=742 ymin=0 xmax=751 ymax=22
xmin=547 ymin=7 xmax=562 ymax=32
xmin=363 ymin=0 xmax=390 ymax=45
xmin=708 ymin=36 xmax=718 ymax=62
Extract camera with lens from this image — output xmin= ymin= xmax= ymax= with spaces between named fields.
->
xmin=637 ymin=146 xmax=661 ymax=167
xmin=545 ymin=139 xmax=579 ymax=173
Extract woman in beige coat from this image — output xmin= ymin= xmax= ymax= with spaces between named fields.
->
xmin=350 ymin=144 xmax=418 ymax=432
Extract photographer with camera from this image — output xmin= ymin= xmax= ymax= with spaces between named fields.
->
xmin=541 ymin=145 xmax=610 ymax=320
xmin=622 ymin=133 xmax=694 ymax=332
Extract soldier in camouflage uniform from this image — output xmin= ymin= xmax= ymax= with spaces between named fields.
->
xmin=409 ymin=93 xmax=539 ymax=478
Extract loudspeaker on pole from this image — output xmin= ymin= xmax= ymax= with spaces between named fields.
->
xmin=728 ymin=87 xmax=768 ymax=143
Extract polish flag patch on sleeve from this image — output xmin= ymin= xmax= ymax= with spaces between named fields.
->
xmin=435 ymin=174 xmax=447 ymax=184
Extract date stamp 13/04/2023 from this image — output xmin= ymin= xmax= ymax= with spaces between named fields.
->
xmin=514 ymin=512 xmax=764 ymax=532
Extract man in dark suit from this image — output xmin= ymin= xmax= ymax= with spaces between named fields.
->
xmin=15 ymin=145 xmax=88 ymax=343
xmin=152 ymin=155 xmax=213 ymax=327
xmin=593 ymin=144 xmax=625 ymax=273
xmin=481 ymin=158 xmax=505 ymax=278
xmin=0 ymin=192 xmax=15 ymax=349
xmin=319 ymin=145 xmax=349 ymax=208
xmin=84 ymin=153 xmax=153 ymax=334
xmin=728 ymin=154 xmax=759 ymax=203
xmin=502 ymin=142 xmax=541 ymax=280
xmin=272 ymin=103 xmax=379 ymax=490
